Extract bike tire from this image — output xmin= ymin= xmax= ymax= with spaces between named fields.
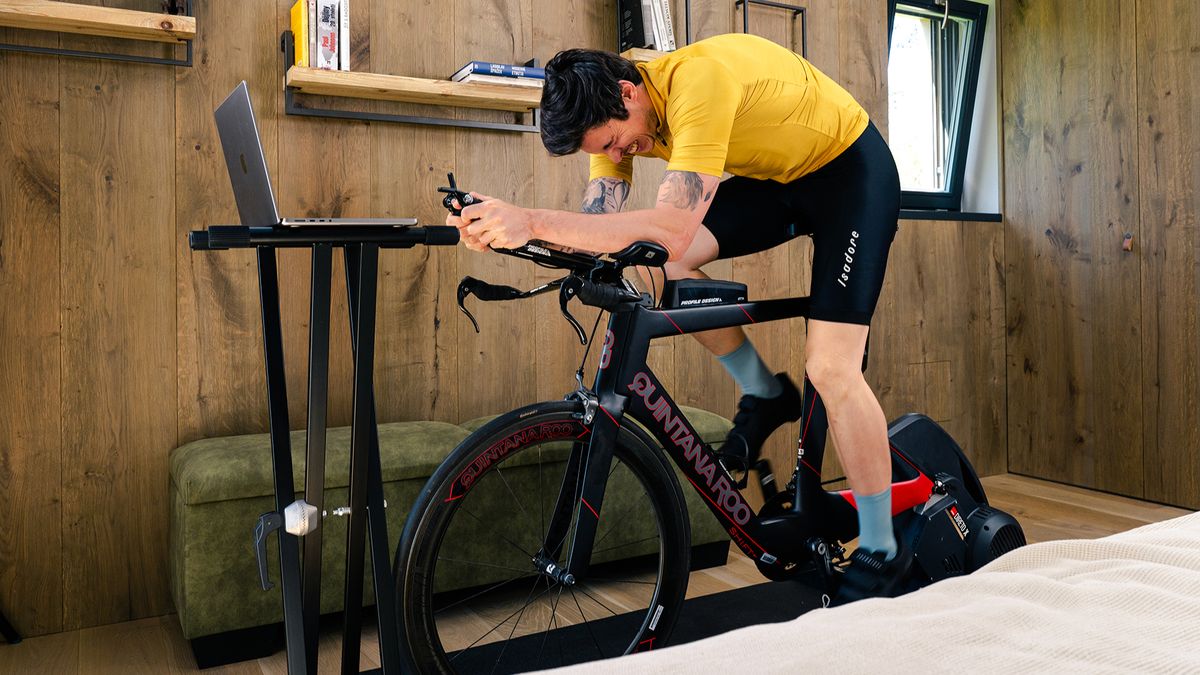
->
xmin=395 ymin=400 xmax=692 ymax=674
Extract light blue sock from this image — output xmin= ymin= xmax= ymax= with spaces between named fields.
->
xmin=715 ymin=339 xmax=782 ymax=399
xmin=855 ymin=486 xmax=898 ymax=560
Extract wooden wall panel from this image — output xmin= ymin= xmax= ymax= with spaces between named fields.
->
xmin=0 ymin=28 xmax=63 ymax=636
xmin=1001 ymin=0 xmax=1143 ymax=495
xmin=368 ymin=2 xmax=460 ymax=424
xmin=175 ymin=1 xmax=278 ymax=442
xmin=871 ymin=220 xmax=1008 ymax=476
xmin=450 ymin=0 xmax=539 ymax=417
xmin=59 ymin=48 xmax=177 ymax=628
xmin=1136 ymin=0 xmax=1200 ymax=509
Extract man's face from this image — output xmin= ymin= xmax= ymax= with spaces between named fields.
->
xmin=578 ymin=81 xmax=656 ymax=165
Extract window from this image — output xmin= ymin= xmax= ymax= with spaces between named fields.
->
xmin=888 ymin=0 xmax=989 ymax=212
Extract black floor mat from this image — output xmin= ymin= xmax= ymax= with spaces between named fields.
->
xmin=445 ymin=579 xmax=825 ymax=673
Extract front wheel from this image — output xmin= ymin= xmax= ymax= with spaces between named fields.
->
xmin=395 ymin=401 xmax=692 ymax=674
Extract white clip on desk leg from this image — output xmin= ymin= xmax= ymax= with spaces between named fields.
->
xmin=284 ymin=499 xmax=320 ymax=536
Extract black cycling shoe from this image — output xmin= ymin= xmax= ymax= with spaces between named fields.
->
xmin=718 ymin=373 xmax=802 ymax=487
xmin=830 ymin=540 xmax=914 ymax=606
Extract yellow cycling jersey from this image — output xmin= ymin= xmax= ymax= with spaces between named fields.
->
xmin=589 ymin=33 xmax=869 ymax=185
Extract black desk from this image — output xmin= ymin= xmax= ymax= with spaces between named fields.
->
xmin=189 ymin=224 xmax=458 ymax=674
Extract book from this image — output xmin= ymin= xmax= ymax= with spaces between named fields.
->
xmin=289 ymin=0 xmax=308 ymax=67
xmin=648 ymin=0 xmax=666 ymax=51
xmin=315 ymin=0 xmax=338 ymax=70
xmin=308 ymin=0 xmax=316 ymax=67
xmin=456 ymin=73 xmax=544 ymax=88
xmin=640 ymin=0 xmax=656 ymax=48
xmin=338 ymin=0 xmax=350 ymax=71
xmin=618 ymin=0 xmax=647 ymax=52
xmin=450 ymin=61 xmax=545 ymax=81
xmin=658 ymin=0 xmax=676 ymax=50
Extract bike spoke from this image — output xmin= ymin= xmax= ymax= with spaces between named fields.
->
xmin=572 ymin=584 xmax=622 ymax=618
xmin=568 ymin=585 xmax=606 ymax=659
xmin=433 ymin=574 xmax=526 ymax=617
xmin=435 ymin=556 xmax=532 ymax=575
xmin=447 ymin=576 xmax=556 ymax=664
xmin=582 ymin=575 xmax=657 ymax=586
xmin=493 ymin=465 xmax=536 ymax=540
xmin=535 ymin=583 xmax=568 ymax=666
xmin=593 ymin=535 xmax=661 ymax=556
xmin=459 ymin=503 xmax=536 ymax=560
xmin=490 ymin=575 xmax=547 ymax=674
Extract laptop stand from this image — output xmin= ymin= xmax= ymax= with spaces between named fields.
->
xmin=189 ymin=223 xmax=458 ymax=674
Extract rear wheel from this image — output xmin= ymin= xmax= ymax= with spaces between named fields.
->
xmin=395 ymin=401 xmax=691 ymax=674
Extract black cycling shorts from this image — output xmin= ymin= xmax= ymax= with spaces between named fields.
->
xmin=702 ymin=121 xmax=901 ymax=325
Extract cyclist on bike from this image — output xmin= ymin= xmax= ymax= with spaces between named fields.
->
xmin=449 ymin=33 xmax=907 ymax=604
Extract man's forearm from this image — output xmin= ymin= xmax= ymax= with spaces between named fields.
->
xmin=529 ymin=207 xmax=693 ymax=259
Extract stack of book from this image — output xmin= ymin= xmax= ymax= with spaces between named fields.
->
xmin=290 ymin=0 xmax=350 ymax=70
xmin=618 ymin=0 xmax=677 ymax=53
xmin=450 ymin=61 xmax=545 ymax=89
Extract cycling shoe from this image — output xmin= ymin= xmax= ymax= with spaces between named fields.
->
xmin=830 ymin=540 xmax=914 ymax=606
xmin=717 ymin=373 xmax=801 ymax=487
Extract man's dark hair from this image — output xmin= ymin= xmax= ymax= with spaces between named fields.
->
xmin=540 ymin=49 xmax=643 ymax=156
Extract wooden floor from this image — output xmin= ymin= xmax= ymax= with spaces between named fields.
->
xmin=0 ymin=474 xmax=1191 ymax=674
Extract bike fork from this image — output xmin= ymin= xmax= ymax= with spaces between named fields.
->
xmin=538 ymin=394 xmax=627 ymax=583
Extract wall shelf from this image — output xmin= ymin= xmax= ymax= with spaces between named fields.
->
xmin=285 ymin=66 xmax=540 ymax=114
xmin=0 ymin=0 xmax=194 ymax=66
xmin=620 ymin=48 xmax=667 ymax=63
xmin=281 ymin=31 xmax=539 ymax=133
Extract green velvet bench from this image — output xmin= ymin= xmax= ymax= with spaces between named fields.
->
xmin=169 ymin=408 xmax=733 ymax=667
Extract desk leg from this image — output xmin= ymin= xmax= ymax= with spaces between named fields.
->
xmin=302 ymin=244 xmax=333 ymax=670
xmin=343 ymin=243 xmax=402 ymax=674
xmin=341 ymin=244 xmax=378 ymax=673
xmin=257 ymin=248 xmax=313 ymax=675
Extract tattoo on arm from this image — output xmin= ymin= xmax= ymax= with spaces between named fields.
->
xmin=581 ymin=177 xmax=631 ymax=214
xmin=660 ymin=171 xmax=710 ymax=210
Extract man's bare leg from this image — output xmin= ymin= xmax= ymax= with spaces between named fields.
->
xmin=804 ymin=319 xmax=894 ymax=556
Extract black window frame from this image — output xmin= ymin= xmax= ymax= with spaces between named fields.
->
xmin=887 ymin=0 xmax=989 ymax=212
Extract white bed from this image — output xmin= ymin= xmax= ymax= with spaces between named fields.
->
xmin=534 ymin=510 xmax=1200 ymax=674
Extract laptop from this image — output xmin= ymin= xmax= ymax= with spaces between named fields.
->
xmin=214 ymin=81 xmax=417 ymax=228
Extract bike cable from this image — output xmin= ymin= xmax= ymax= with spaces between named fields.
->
xmin=644 ymin=265 xmax=662 ymax=308
xmin=574 ymin=309 xmax=607 ymax=390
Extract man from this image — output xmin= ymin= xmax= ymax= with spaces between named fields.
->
xmin=448 ymin=33 xmax=906 ymax=603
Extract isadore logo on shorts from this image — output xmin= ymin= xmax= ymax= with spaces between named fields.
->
xmin=837 ymin=230 xmax=860 ymax=288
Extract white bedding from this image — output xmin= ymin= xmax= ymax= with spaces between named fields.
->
xmin=534 ymin=510 xmax=1200 ymax=674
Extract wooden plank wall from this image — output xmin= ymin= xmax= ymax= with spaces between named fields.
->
xmin=1001 ymin=0 xmax=1199 ymax=508
xmin=0 ymin=0 xmax=1006 ymax=636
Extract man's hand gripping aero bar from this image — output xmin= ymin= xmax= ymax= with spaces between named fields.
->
xmin=440 ymin=173 xmax=669 ymax=344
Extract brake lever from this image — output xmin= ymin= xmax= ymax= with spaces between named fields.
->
xmin=458 ymin=275 xmax=568 ymax=335
xmin=456 ymin=277 xmax=483 ymax=333
xmin=558 ymin=277 xmax=588 ymax=345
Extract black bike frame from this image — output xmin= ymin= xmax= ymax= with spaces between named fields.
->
xmin=556 ymin=295 xmax=935 ymax=578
